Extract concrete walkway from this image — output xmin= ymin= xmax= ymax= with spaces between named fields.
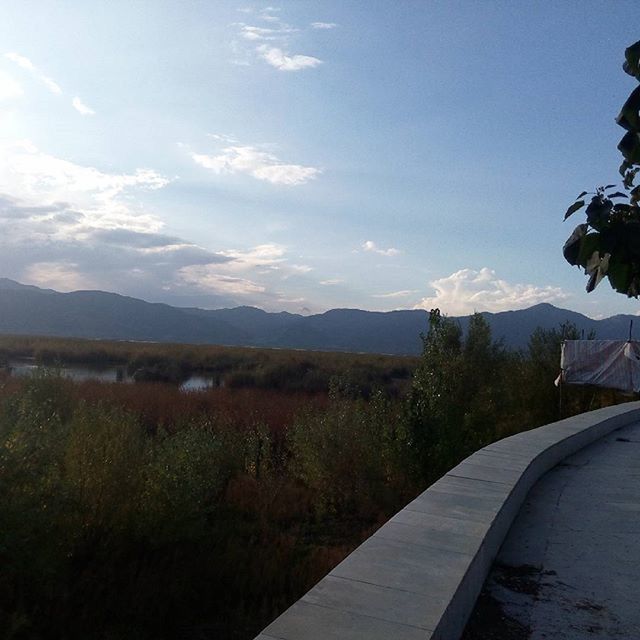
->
xmin=465 ymin=420 xmax=640 ymax=639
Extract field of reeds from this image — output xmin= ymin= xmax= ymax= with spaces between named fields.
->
xmin=0 ymin=334 xmax=418 ymax=396
xmin=0 ymin=315 xmax=631 ymax=640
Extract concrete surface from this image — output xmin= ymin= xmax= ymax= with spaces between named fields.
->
xmin=470 ymin=420 xmax=640 ymax=639
xmin=255 ymin=402 xmax=640 ymax=640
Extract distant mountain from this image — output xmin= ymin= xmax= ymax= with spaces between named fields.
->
xmin=0 ymin=278 xmax=638 ymax=354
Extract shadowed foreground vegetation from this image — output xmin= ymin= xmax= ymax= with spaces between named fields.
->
xmin=0 ymin=314 xmax=631 ymax=640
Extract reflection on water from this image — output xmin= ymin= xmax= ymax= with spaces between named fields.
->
xmin=180 ymin=376 xmax=215 ymax=392
xmin=5 ymin=360 xmax=216 ymax=392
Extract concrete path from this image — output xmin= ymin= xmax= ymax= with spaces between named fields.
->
xmin=464 ymin=421 xmax=640 ymax=639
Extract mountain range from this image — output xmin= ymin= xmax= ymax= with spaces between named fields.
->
xmin=0 ymin=278 xmax=638 ymax=354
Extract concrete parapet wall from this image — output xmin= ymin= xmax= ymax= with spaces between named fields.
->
xmin=254 ymin=402 xmax=640 ymax=640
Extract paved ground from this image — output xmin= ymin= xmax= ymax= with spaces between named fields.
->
xmin=463 ymin=420 xmax=640 ymax=640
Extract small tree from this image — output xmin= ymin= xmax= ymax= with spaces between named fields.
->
xmin=563 ymin=40 xmax=640 ymax=295
xmin=406 ymin=310 xmax=505 ymax=480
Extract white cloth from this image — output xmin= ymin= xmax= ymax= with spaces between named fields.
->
xmin=560 ymin=340 xmax=640 ymax=392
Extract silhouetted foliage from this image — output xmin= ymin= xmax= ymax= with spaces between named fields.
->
xmin=564 ymin=40 xmax=640 ymax=296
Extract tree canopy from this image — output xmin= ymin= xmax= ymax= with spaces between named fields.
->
xmin=563 ymin=40 xmax=640 ymax=296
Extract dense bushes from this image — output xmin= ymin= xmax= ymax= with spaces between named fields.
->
xmin=0 ymin=319 xmax=632 ymax=640
xmin=0 ymin=372 xmax=413 ymax=640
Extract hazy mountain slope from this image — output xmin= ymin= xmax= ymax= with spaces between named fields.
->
xmin=1 ymin=279 xmax=638 ymax=353
xmin=0 ymin=286 xmax=249 ymax=345
xmin=472 ymin=304 xmax=601 ymax=347
xmin=185 ymin=305 xmax=302 ymax=341
xmin=269 ymin=309 xmax=428 ymax=354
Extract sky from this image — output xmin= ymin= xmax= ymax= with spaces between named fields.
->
xmin=0 ymin=1 xmax=639 ymax=319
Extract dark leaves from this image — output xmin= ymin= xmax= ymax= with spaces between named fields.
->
xmin=623 ymin=40 xmax=640 ymax=79
xmin=564 ymin=200 xmax=585 ymax=220
xmin=616 ymin=86 xmax=640 ymax=133
xmin=618 ymin=131 xmax=640 ymax=164
xmin=563 ymin=224 xmax=587 ymax=266
xmin=563 ymin=40 xmax=640 ymax=298
xmin=585 ymin=196 xmax=613 ymax=229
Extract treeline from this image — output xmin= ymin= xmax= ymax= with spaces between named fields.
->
xmin=0 ymin=314 xmax=630 ymax=640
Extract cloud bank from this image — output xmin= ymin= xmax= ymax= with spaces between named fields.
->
xmin=414 ymin=268 xmax=568 ymax=315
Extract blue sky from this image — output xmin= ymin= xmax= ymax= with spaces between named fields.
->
xmin=0 ymin=1 xmax=638 ymax=318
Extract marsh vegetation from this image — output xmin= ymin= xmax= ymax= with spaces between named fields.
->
xmin=0 ymin=316 xmax=628 ymax=639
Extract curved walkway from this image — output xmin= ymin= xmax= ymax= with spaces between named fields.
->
xmin=464 ymin=420 xmax=640 ymax=639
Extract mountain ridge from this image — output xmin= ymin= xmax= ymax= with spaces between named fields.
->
xmin=0 ymin=278 xmax=637 ymax=354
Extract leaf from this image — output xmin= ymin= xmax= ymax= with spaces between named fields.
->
xmin=578 ymin=232 xmax=600 ymax=265
xmin=620 ymin=160 xmax=631 ymax=177
xmin=564 ymin=200 xmax=585 ymax=220
xmin=608 ymin=192 xmax=628 ymax=199
xmin=586 ymin=197 xmax=612 ymax=229
xmin=576 ymin=191 xmax=588 ymax=199
xmin=604 ymin=184 xmax=616 ymax=190
xmin=613 ymin=203 xmax=633 ymax=215
xmin=618 ymin=132 xmax=640 ymax=165
xmin=623 ymin=40 xmax=640 ymax=79
xmin=607 ymin=261 xmax=632 ymax=294
xmin=586 ymin=270 xmax=598 ymax=293
xmin=563 ymin=223 xmax=587 ymax=266
xmin=616 ymin=86 xmax=640 ymax=132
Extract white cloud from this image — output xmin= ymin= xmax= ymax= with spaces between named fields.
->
xmin=214 ymin=243 xmax=315 ymax=285
xmin=232 ymin=9 xmax=329 ymax=71
xmin=0 ymin=145 xmax=312 ymax=311
xmin=257 ymin=45 xmax=322 ymax=71
xmin=191 ymin=144 xmax=320 ymax=185
xmin=6 ymin=52 xmax=96 ymax=114
xmin=72 ymin=96 xmax=95 ymax=116
xmin=239 ymin=24 xmax=297 ymax=41
xmin=217 ymin=243 xmax=286 ymax=271
xmin=0 ymin=139 xmax=169 ymax=233
xmin=5 ymin=51 xmax=62 ymax=94
xmin=24 ymin=261 xmax=92 ymax=291
xmin=372 ymin=290 xmax=417 ymax=299
xmin=362 ymin=240 xmax=401 ymax=257
xmin=320 ymin=278 xmax=343 ymax=285
xmin=5 ymin=52 xmax=35 ymax=71
xmin=178 ymin=264 xmax=266 ymax=295
xmin=0 ymin=70 xmax=23 ymax=101
xmin=207 ymin=132 xmax=239 ymax=143
xmin=414 ymin=268 xmax=569 ymax=316
xmin=42 ymin=77 xmax=62 ymax=95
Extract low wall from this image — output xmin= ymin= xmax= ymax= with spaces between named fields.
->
xmin=254 ymin=401 xmax=640 ymax=640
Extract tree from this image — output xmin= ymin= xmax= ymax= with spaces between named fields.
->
xmin=563 ymin=40 xmax=640 ymax=296
xmin=406 ymin=310 xmax=505 ymax=479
